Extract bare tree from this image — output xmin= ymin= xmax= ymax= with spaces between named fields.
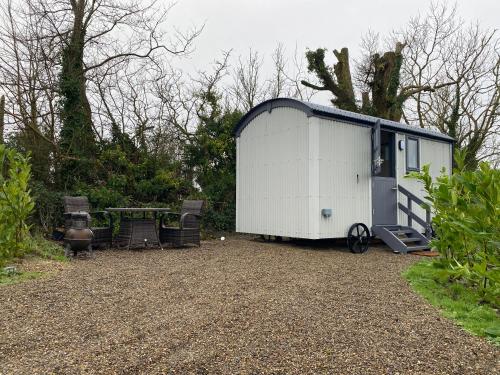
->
xmin=157 ymin=51 xmax=233 ymax=142
xmin=267 ymin=43 xmax=288 ymax=98
xmin=398 ymin=3 xmax=499 ymax=168
xmin=283 ymin=44 xmax=317 ymax=102
xmin=154 ymin=66 xmax=199 ymax=145
xmin=0 ymin=0 xmax=202 ymax=184
xmin=396 ymin=2 xmax=460 ymax=127
xmin=231 ymin=50 xmax=267 ymax=111
xmin=0 ymin=0 xmax=59 ymax=181
xmin=265 ymin=43 xmax=317 ymax=101
xmin=354 ymin=29 xmax=380 ymax=95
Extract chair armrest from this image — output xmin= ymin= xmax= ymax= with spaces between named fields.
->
xmin=180 ymin=212 xmax=202 ymax=229
xmin=64 ymin=210 xmax=89 ymax=216
xmin=90 ymin=210 xmax=109 ymax=216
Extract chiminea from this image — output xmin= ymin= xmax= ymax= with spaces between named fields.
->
xmin=64 ymin=212 xmax=94 ymax=257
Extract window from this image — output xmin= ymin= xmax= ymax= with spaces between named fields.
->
xmin=406 ymin=137 xmax=420 ymax=172
xmin=378 ymin=131 xmax=395 ymax=177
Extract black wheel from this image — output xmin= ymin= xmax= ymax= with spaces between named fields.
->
xmin=347 ymin=223 xmax=370 ymax=253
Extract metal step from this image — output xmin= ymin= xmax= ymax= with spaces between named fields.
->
xmin=406 ymin=245 xmax=431 ymax=252
xmin=399 ymin=237 xmax=423 ymax=243
xmin=383 ymin=225 xmax=402 ymax=231
xmin=390 ymin=229 xmax=415 ymax=235
xmin=371 ymin=225 xmax=430 ymax=254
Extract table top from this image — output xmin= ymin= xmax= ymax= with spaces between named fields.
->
xmin=105 ymin=207 xmax=170 ymax=212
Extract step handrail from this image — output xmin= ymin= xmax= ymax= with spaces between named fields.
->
xmin=397 ymin=184 xmax=432 ymax=239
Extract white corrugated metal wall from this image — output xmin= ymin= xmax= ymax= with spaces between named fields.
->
xmin=236 ymin=105 xmax=452 ymax=238
xmin=236 ymin=107 xmax=311 ymax=238
xmin=396 ymin=134 xmax=452 ymax=231
xmin=316 ymin=117 xmax=372 ymax=238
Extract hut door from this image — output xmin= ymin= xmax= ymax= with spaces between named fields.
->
xmin=372 ymin=130 xmax=397 ymax=225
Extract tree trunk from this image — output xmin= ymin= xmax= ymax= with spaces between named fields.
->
xmin=331 ymin=48 xmax=357 ymax=112
xmin=302 ymin=48 xmax=357 ymax=112
xmin=58 ymin=0 xmax=97 ymax=185
xmin=302 ymin=43 xmax=407 ymax=121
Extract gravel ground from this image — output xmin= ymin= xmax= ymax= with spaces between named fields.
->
xmin=0 ymin=237 xmax=498 ymax=374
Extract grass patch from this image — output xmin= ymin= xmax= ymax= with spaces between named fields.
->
xmin=0 ymin=270 xmax=44 ymax=286
xmin=27 ymin=234 xmax=66 ymax=262
xmin=0 ymin=234 xmax=66 ymax=266
xmin=403 ymin=260 xmax=499 ymax=346
xmin=0 ymin=235 xmax=66 ymax=286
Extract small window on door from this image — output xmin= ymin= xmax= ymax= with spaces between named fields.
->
xmin=378 ymin=131 xmax=395 ymax=177
xmin=406 ymin=137 xmax=420 ymax=172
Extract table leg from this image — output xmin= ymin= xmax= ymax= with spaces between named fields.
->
xmin=113 ymin=217 xmax=132 ymax=249
xmin=128 ymin=220 xmax=133 ymax=250
xmin=154 ymin=212 xmax=163 ymax=250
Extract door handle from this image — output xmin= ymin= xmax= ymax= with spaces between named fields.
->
xmin=391 ymin=187 xmax=398 ymax=191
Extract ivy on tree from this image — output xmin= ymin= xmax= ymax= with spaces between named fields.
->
xmin=301 ymin=43 xmax=446 ymax=122
xmin=58 ymin=10 xmax=97 ymax=186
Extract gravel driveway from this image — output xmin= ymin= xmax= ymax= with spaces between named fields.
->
xmin=1 ymin=238 xmax=498 ymax=374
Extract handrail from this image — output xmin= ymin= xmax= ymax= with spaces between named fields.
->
xmin=397 ymin=184 xmax=432 ymax=239
xmin=398 ymin=203 xmax=429 ymax=229
xmin=397 ymin=185 xmax=426 ymax=207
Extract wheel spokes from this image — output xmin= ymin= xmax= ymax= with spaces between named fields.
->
xmin=352 ymin=238 xmax=362 ymax=252
xmin=347 ymin=223 xmax=370 ymax=253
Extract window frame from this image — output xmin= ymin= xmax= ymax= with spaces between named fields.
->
xmin=406 ymin=136 xmax=420 ymax=172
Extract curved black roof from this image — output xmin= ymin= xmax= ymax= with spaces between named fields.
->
xmin=233 ymin=98 xmax=454 ymax=142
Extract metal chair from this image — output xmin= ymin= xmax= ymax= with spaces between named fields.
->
xmin=63 ymin=196 xmax=113 ymax=248
xmin=159 ymin=200 xmax=204 ymax=247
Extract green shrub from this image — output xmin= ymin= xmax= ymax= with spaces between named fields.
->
xmin=78 ymin=185 xmax=130 ymax=210
xmin=30 ymin=182 xmax=64 ymax=232
xmin=0 ymin=145 xmax=35 ymax=265
xmin=408 ymin=151 xmax=499 ymax=304
xmin=203 ymin=200 xmax=235 ymax=232
xmin=184 ymin=92 xmax=241 ymax=232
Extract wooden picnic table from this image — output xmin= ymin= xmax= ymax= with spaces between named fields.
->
xmin=106 ymin=207 xmax=170 ymax=250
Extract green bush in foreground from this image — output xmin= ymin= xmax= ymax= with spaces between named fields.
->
xmin=0 ymin=145 xmax=34 ymax=266
xmin=408 ymin=152 xmax=499 ymax=305
xmin=404 ymin=260 xmax=499 ymax=346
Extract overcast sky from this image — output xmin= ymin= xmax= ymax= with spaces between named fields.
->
xmin=168 ymin=0 xmax=499 ymax=103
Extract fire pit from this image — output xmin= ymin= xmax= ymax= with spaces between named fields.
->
xmin=64 ymin=212 xmax=94 ymax=258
